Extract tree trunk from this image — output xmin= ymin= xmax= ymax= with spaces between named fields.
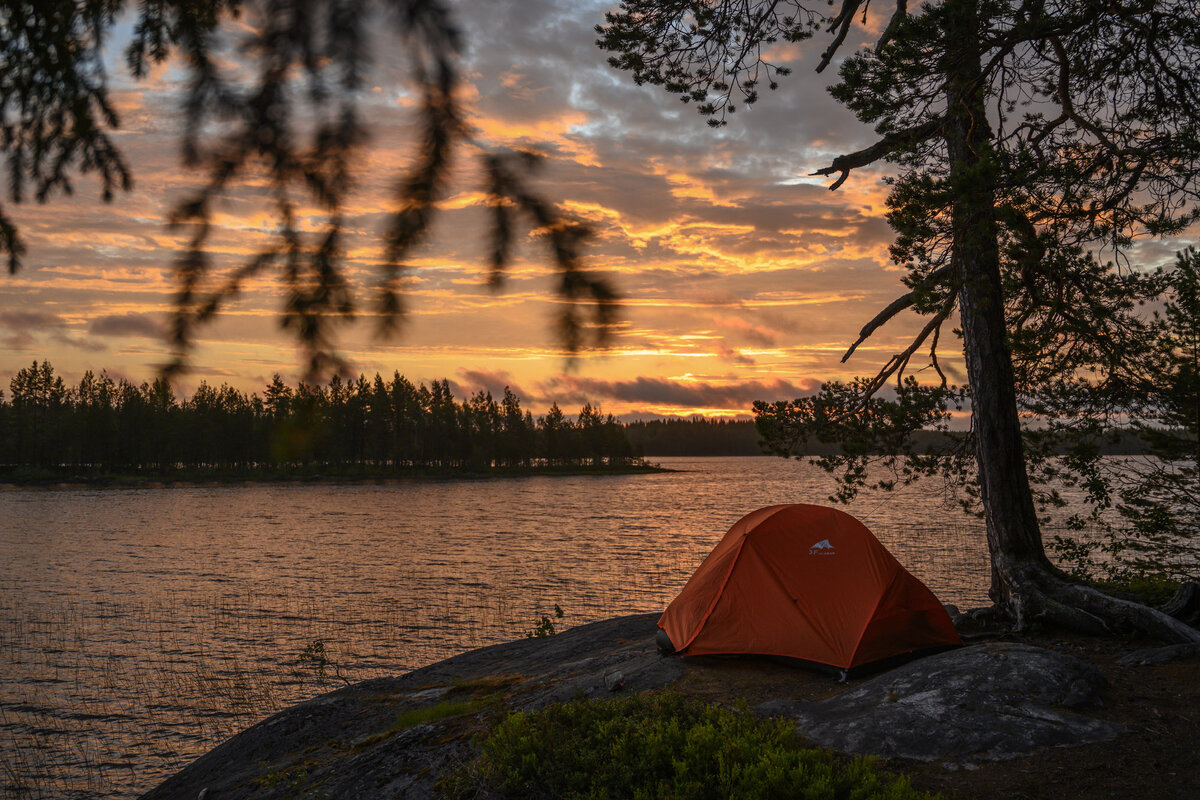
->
xmin=942 ymin=0 xmax=1199 ymax=642
xmin=943 ymin=0 xmax=1047 ymax=607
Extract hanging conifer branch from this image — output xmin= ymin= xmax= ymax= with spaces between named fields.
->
xmin=483 ymin=151 xmax=619 ymax=353
xmin=4 ymin=0 xmax=621 ymax=380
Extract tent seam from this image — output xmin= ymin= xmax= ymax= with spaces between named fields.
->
xmin=848 ymin=568 xmax=902 ymax=667
xmin=751 ymin=545 xmax=846 ymax=664
xmin=679 ymin=504 xmax=791 ymax=652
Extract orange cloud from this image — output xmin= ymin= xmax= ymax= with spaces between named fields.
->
xmin=0 ymin=1 xmax=950 ymax=417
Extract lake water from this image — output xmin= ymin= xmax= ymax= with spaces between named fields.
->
xmin=0 ymin=456 xmax=1041 ymax=798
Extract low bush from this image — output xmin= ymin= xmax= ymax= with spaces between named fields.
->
xmin=448 ymin=692 xmax=940 ymax=799
xmin=1090 ymin=576 xmax=1182 ymax=609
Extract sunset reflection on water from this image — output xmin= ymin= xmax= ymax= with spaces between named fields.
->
xmin=0 ymin=456 xmax=1019 ymax=798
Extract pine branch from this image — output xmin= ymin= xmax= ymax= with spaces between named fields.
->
xmin=875 ymin=0 xmax=907 ymax=51
xmin=812 ymin=118 xmax=942 ymax=190
xmin=841 ymin=263 xmax=954 ymax=362
xmin=816 ymin=0 xmax=862 ymax=74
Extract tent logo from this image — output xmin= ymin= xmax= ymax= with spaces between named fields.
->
xmin=809 ymin=539 xmax=836 ymax=555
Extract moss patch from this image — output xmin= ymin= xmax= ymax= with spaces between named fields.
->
xmin=255 ymin=760 xmax=314 ymax=798
xmin=390 ymin=699 xmax=488 ymax=733
xmin=447 ymin=673 xmax=528 ymax=697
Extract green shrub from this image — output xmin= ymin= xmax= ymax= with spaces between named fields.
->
xmin=448 ymin=692 xmax=940 ymax=799
xmin=1090 ymin=576 xmax=1182 ymax=609
xmin=525 ymin=604 xmax=565 ymax=638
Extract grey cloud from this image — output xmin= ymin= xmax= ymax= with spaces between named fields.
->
xmin=715 ymin=345 xmax=757 ymax=366
xmin=1130 ymin=239 xmax=1195 ymax=268
xmin=3 ymin=331 xmax=36 ymax=350
xmin=0 ymin=310 xmax=65 ymax=329
xmin=462 ymin=0 xmax=877 ymax=195
xmin=345 ymin=2 xmax=893 ymax=294
xmin=88 ymin=312 xmax=166 ymax=339
xmin=455 ymin=367 xmax=528 ymax=400
xmin=713 ymin=315 xmax=779 ymax=347
xmin=50 ymin=332 xmax=108 ymax=352
xmin=540 ymin=375 xmax=817 ymax=410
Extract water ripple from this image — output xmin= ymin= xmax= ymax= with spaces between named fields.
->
xmin=2 ymin=456 xmax=1105 ymax=799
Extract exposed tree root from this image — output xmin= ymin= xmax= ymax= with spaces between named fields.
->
xmin=996 ymin=560 xmax=1200 ymax=644
xmin=1160 ymin=581 xmax=1200 ymax=625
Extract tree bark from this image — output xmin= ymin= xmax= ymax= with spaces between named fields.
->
xmin=943 ymin=0 xmax=1048 ymax=611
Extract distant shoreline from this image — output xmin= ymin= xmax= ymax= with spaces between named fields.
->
xmin=0 ymin=462 xmax=673 ymax=489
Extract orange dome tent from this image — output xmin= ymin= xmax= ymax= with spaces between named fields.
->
xmin=657 ymin=504 xmax=961 ymax=673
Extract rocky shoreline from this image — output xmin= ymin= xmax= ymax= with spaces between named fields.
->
xmin=141 ymin=613 xmax=1200 ymax=800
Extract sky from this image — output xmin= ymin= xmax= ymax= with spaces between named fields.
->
xmin=2 ymin=0 xmax=965 ymax=419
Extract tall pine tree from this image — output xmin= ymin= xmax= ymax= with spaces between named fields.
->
xmin=600 ymin=0 xmax=1200 ymax=641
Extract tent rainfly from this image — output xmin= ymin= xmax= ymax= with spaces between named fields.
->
xmin=657 ymin=504 xmax=962 ymax=673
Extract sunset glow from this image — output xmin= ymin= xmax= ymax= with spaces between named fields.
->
xmin=0 ymin=0 xmax=958 ymax=418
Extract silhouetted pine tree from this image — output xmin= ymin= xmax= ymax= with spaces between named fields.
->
xmin=0 ymin=362 xmax=640 ymax=476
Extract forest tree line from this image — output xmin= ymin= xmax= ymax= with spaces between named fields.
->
xmin=625 ymin=418 xmax=1168 ymax=458
xmin=0 ymin=362 xmax=640 ymax=475
xmin=624 ymin=418 xmax=765 ymax=456
xmin=4 ymin=361 xmax=1182 ymax=477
